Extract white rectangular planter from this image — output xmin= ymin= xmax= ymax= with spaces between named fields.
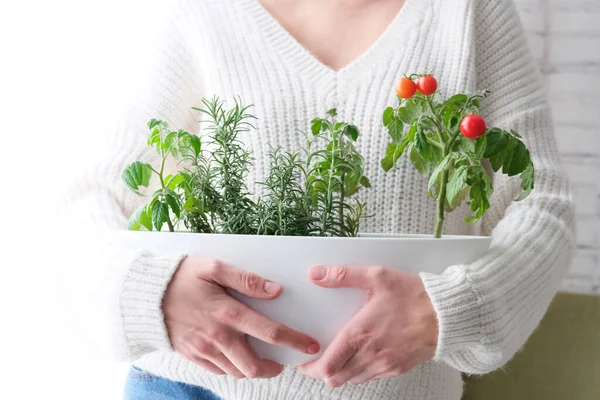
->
xmin=121 ymin=231 xmax=491 ymax=365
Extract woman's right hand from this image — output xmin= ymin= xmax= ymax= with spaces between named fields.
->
xmin=162 ymin=256 xmax=320 ymax=379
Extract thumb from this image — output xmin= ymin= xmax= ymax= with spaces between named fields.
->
xmin=308 ymin=265 xmax=370 ymax=289
xmin=211 ymin=262 xmax=282 ymax=300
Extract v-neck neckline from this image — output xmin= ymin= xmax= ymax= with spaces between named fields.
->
xmin=240 ymin=0 xmax=432 ymax=81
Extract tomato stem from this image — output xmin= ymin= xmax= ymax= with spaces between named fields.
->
xmin=434 ymin=168 xmax=449 ymax=239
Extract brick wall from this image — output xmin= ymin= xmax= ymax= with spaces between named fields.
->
xmin=515 ymin=0 xmax=600 ymax=294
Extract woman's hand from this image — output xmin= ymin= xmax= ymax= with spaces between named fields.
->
xmin=163 ymin=257 xmax=321 ymax=379
xmin=299 ymin=265 xmax=438 ymax=387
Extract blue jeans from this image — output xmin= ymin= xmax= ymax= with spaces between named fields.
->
xmin=124 ymin=366 xmax=222 ymax=400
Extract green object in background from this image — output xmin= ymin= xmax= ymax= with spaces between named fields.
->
xmin=462 ymin=292 xmax=600 ymax=400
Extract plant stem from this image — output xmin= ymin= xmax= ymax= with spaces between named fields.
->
xmin=159 ymin=155 xmax=175 ymax=232
xmin=339 ymin=169 xmax=345 ymax=235
xmin=434 ymin=168 xmax=449 ymax=238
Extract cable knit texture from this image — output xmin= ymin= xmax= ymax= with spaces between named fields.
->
xmin=57 ymin=0 xmax=575 ymax=399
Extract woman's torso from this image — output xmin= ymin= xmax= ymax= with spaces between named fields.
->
xmin=140 ymin=0 xmax=482 ymax=398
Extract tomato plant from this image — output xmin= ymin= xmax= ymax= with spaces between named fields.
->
xmin=381 ymin=73 xmax=535 ymax=238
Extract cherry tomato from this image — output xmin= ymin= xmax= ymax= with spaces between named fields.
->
xmin=395 ymin=77 xmax=417 ymax=99
xmin=460 ymin=114 xmax=487 ymax=139
xmin=416 ymin=75 xmax=438 ymax=96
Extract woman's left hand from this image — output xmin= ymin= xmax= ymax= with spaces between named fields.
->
xmin=299 ymin=265 xmax=439 ymax=387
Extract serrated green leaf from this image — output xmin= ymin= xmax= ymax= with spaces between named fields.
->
xmin=381 ymin=139 xmax=409 ymax=172
xmin=414 ymin=128 xmax=430 ymax=159
xmin=409 ymin=144 xmax=431 ymax=177
xmin=443 ymin=94 xmax=468 ymax=108
xmin=383 ymin=107 xmax=394 ymax=126
xmin=501 ymin=139 xmax=517 ymax=175
xmin=386 ymin=117 xmax=404 ymax=143
xmin=122 ymin=161 xmax=153 ymax=195
xmin=165 ymin=191 xmax=181 ymax=218
xmin=460 ymin=136 xmax=476 ymax=153
xmin=508 ymin=141 xmax=531 ymax=176
xmin=397 ymin=107 xmax=412 ymax=124
xmin=515 ymin=163 xmax=535 ymax=201
xmin=402 ymin=98 xmax=427 ymax=123
xmin=446 ymin=165 xmax=469 ymax=205
xmin=466 ymin=179 xmax=490 ymax=224
xmin=483 ymin=128 xmax=509 ymax=158
xmin=151 ymin=200 xmax=169 ymax=231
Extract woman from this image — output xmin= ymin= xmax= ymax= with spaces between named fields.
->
xmin=59 ymin=0 xmax=574 ymax=399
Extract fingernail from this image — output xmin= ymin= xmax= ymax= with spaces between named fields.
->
xmin=264 ymin=281 xmax=281 ymax=294
xmin=307 ymin=342 xmax=320 ymax=354
xmin=310 ymin=266 xmax=327 ymax=281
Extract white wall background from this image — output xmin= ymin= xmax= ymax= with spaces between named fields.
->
xmin=515 ymin=0 xmax=600 ymax=295
xmin=1 ymin=1 xmax=598 ymax=399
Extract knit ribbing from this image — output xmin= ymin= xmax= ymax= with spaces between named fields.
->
xmin=57 ymin=0 xmax=575 ymax=399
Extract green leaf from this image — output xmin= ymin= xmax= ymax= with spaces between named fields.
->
xmin=381 ymin=140 xmax=408 ymax=172
xmin=414 ymin=128 xmax=430 ymax=159
xmin=465 ymin=216 xmax=480 ymax=224
xmin=326 ymin=108 xmax=337 ymax=117
xmin=443 ymin=94 xmax=468 ymax=108
xmin=460 ymin=136 xmax=476 ymax=154
xmin=397 ymin=107 xmax=412 ymax=124
xmin=311 ymin=118 xmax=323 ymax=135
xmin=183 ymin=196 xmax=197 ymax=210
xmin=446 ymin=165 xmax=469 ymax=205
xmin=407 ymin=124 xmax=417 ymax=141
xmin=344 ymin=125 xmax=360 ymax=141
xmin=386 ymin=117 xmax=404 ymax=143
xmin=148 ymin=128 xmax=161 ymax=147
xmin=515 ymin=163 xmax=535 ymax=201
xmin=482 ymin=128 xmax=509 ymax=159
xmin=409 ymin=144 xmax=431 ymax=177
xmin=147 ymin=119 xmax=162 ymax=130
xmin=128 ymin=204 xmax=153 ymax=231
xmin=359 ymin=175 xmax=371 ymax=188
xmin=501 ymin=139 xmax=518 ymax=175
xmin=122 ymin=161 xmax=153 ymax=195
xmin=508 ymin=141 xmax=531 ymax=177
xmin=165 ymin=191 xmax=181 ymax=218
xmin=428 ymin=154 xmax=452 ymax=197
xmin=165 ymin=173 xmax=185 ymax=190
xmin=189 ymin=135 xmax=201 ymax=156
xmin=151 ymin=200 xmax=169 ymax=231
xmin=162 ymin=131 xmax=177 ymax=150
xmin=401 ymin=98 xmax=427 ymax=123
xmin=383 ymin=107 xmax=394 ymax=126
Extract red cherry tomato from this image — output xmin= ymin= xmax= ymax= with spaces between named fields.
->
xmin=395 ymin=77 xmax=417 ymax=99
xmin=460 ymin=114 xmax=487 ymax=139
xmin=416 ymin=75 xmax=438 ymax=96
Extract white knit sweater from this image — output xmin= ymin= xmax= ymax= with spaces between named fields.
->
xmin=58 ymin=0 xmax=575 ymax=399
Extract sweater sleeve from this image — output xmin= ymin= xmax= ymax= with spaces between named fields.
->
xmin=56 ymin=3 xmax=204 ymax=361
xmin=419 ymin=0 xmax=575 ymax=374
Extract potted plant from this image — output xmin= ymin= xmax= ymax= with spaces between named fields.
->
xmin=120 ymin=75 xmax=534 ymax=365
